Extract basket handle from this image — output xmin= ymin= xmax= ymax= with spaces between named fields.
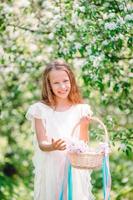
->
xmin=71 ymin=116 xmax=109 ymax=143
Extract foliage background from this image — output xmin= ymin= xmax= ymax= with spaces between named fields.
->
xmin=0 ymin=0 xmax=133 ymax=199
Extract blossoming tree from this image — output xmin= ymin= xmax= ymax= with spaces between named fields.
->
xmin=0 ymin=0 xmax=133 ymax=199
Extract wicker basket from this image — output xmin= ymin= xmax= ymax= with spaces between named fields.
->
xmin=67 ymin=116 xmax=109 ymax=170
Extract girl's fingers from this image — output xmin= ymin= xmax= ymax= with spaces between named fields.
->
xmin=80 ymin=116 xmax=92 ymax=124
xmin=59 ymin=144 xmax=66 ymax=150
xmin=52 ymin=138 xmax=66 ymax=150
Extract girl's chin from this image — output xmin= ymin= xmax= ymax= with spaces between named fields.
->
xmin=56 ymin=93 xmax=69 ymax=99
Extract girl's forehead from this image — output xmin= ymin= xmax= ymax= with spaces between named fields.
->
xmin=49 ymin=69 xmax=69 ymax=79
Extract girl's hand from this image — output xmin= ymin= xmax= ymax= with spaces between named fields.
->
xmin=51 ymin=138 xmax=66 ymax=151
xmin=80 ymin=116 xmax=92 ymax=126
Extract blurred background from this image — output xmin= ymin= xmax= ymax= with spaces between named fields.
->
xmin=0 ymin=0 xmax=133 ymax=199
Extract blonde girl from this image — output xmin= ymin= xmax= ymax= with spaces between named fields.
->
xmin=26 ymin=60 xmax=95 ymax=200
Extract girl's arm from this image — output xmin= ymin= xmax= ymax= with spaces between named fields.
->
xmin=34 ymin=118 xmax=66 ymax=151
xmin=79 ymin=117 xmax=91 ymax=142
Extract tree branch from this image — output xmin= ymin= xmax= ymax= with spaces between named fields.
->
xmin=7 ymin=23 xmax=50 ymax=35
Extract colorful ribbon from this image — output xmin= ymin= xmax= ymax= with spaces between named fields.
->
xmin=102 ymin=144 xmax=111 ymax=200
xmin=59 ymin=160 xmax=73 ymax=200
xmin=59 ymin=143 xmax=111 ymax=200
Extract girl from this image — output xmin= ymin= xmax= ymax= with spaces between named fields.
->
xmin=26 ymin=60 xmax=95 ymax=200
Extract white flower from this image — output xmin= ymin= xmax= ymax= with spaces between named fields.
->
xmin=48 ymin=33 xmax=54 ymax=40
xmin=125 ymin=14 xmax=133 ymax=21
xmin=71 ymin=12 xmax=79 ymax=25
xmin=93 ymin=54 xmax=105 ymax=68
xmin=93 ymin=60 xmax=99 ymax=68
xmin=75 ymin=43 xmax=82 ymax=50
xmin=73 ymin=2 xmax=79 ymax=10
xmin=117 ymin=17 xmax=125 ymax=25
xmin=46 ymin=46 xmax=53 ymax=53
xmin=67 ymin=139 xmax=89 ymax=153
xmin=118 ymin=33 xmax=124 ymax=39
xmin=15 ymin=0 xmax=30 ymax=8
xmin=29 ymin=44 xmax=38 ymax=51
xmin=53 ymin=7 xmax=60 ymax=14
xmin=120 ymin=117 xmax=127 ymax=125
xmin=102 ymin=13 xmax=108 ymax=20
xmin=127 ymin=4 xmax=133 ymax=11
xmin=129 ymin=59 xmax=133 ymax=65
xmin=89 ymin=55 xmax=95 ymax=62
xmin=3 ymin=4 xmax=13 ymax=13
xmin=0 ymin=46 xmax=4 ymax=56
xmin=73 ymin=58 xmax=86 ymax=69
xmin=79 ymin=6 xmax=85 ymax=12
xmin=67 ymin=33 xmax=75 ymax=42
xmin=85 ymin=45 xmax=92 ymax=55
xmin=62 ymin=48 xmax=69 ymax=55
xmin=120 ymin=143 xmax=126 ymax=151
xmin=104 ymin=22 xmax=118 ymax=30
xmin=42 ymin=1 xmax=53 ymax=9
xmin=36 ymin=55 xmax=44 ymax=62
xmin=4 ymin=64 xmax=14 ymax=74
xmin=11 ymin=45 xmax=17 ymax=51
xmin=108 ymin=13 xmax=115 ymax=18
xmin=102 ymin=40 xmax=109 ymax=46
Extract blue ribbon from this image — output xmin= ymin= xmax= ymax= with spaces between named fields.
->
xmin=68 ymin=164 xmax=72 ymax=200
xmin=59 ymin=162 xmax=73 ymax=200
xmin=102 ymin=155 xmax=111 ymax=200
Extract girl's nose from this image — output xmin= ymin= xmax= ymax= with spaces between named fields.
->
xmin=59 ymin=83 xmax=66 ymax=89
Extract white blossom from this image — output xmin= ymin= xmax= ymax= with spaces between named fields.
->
xmin=120 ymin=117 xmax=127 ymax=125
xmin=102 ymin=13 xmax=108 ymax=20
xmin=29 ymin=44 xmax=38 ymax=51
xmin=48 ymin=33 xmax=54 ymax=40
xmin=92 ymin=54 xmax=105 ymax=68
xmin=36 ymin=55 xmax=43 ymax=62
xmin=75 ymin=43 xmax=82 ymax=50
xmin=62 ymin=48 xmax=69 ymax=55
xmin=108 ymin=13 xmax=115 ymax=18
xmin=102 ymin=40 xmax=109 ymax=46
xmin=11 ymin=45 xmax=17 ymax=51
xmin=117 ymin=17 xmax=125 ymax=25
xmin=125 ymin=14 xmax=133 ymax=21
xmin=67 ymin=33 xmax=75 ymax=42
xmin=53 ymin=7 xmax=60 ymax=14
xmin=129 ymin=59 xmax=133 ymax=65
xmin=73 ymin=58 xmax=86 ymax=69
xmin=46 ymin=47 xmax=53 ymax=53
xmin=0 ymin=46 xmax=4 ymax=56
xmin=127 ymin=4 xmax=133 ymax=11
xmin=42 ymin=1 xmax=54 ymax=9
xmin=15 ymin=0 xmax=30 ymax=8
xmin=20 ymin=73 xmax=29 ymax=83
xmin=120 ymin=143 xmax=126 ymax=151
xmin=85 ymin=45 xmax=91 ymax=54
xmin=4 ymin=64 xmax=15 ymax=74
xmin=79 ymin=6 xmax=85 ymax=13
xmin=71 ymin=12 xmax=79 ymax=26
xmin=104 ymin=22 xmax=118 ymax=30
xmin=3 ymin=4 xmax=13 ymax=13
xmin=73 ymin=1 xmax=79 ymax=10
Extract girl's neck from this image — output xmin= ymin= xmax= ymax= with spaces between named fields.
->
xmin=54 ymin=98 xmax=72 ymax=110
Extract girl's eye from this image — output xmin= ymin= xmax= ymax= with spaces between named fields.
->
xmin=53 ymin=82 xmax=59 ymax=84
xmin=64 ymin=80 xmax=69 ymax=82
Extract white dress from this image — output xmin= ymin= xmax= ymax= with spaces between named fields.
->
xmin=26 ymin=102 xmax=95 ymax=200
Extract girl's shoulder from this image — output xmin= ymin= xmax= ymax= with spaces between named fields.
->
xmin=75 ymin=103 xmax=93 ymax=116
xmin=26 ymin=101 xmax=50 ymax=120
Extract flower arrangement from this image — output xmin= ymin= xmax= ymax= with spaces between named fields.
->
xmin=66 ymin=139 xmax=108 ymax=154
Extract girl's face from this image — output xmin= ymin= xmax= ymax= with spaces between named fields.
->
xmin=49 ymin=70 xmax=71 ymax=100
